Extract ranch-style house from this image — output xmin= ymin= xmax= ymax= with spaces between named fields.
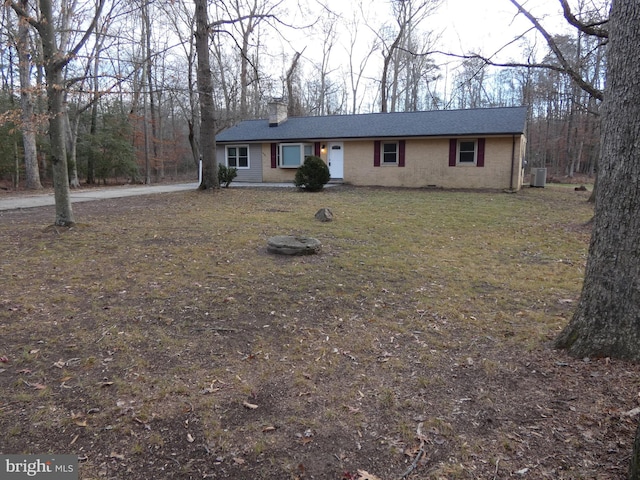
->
xmin=215 ymin=101 xmax=528 ymax=191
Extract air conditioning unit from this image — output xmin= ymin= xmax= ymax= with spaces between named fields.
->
xmin=530 ymin=168 xmax=547 ymax=187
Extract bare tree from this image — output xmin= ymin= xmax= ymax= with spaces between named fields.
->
xmin=451 ymin=57 xmax=489 ymax=109
xmin=14 ymin=0 xmax=42 ymax=189
xmin=160 ymin=0 xmax=201 ymax=169
xmin=223 ymin=0 xmax=283 ymax=119
xmin=10 ymin=0 xmax=105 ymax=225
xmin=310 ymin=12 xmax=338 ymax=115
xmin=194 ymin=0 xmax=218 ymax=190
xmin=343 ymin=5 xmax=377 ymax=114
xmin=285 ymin=49 xmax=304 ymax=116
xmin=375 ymin=0 xmax=442 ymax=112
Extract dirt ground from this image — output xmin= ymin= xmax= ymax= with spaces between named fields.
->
xmin=0 ymin=186 xmax=638 ymax=480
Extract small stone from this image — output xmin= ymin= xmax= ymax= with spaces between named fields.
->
xmin=315 ymin=208 xmax=334 ymax=222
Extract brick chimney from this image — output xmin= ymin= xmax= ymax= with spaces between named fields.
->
xmin=268 ymin=99 xmax=288 ymax=127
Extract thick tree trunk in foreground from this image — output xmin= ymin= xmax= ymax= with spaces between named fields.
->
xmin=631 ymin=421 xmax=640 ymax=479
xmin=555 ymin=0 xmax=640 ymax=361
xmin=39 ymin=0 xmax=74 ymax=226
xmin=194 ymin=0 xmax=218 ymax=190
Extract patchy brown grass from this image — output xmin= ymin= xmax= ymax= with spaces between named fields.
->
xmin=0 ymin=185 xmax=638 ymax=480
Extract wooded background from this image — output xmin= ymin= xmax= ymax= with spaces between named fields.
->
xmin=0 ymin=0 xmax=608 ymax=188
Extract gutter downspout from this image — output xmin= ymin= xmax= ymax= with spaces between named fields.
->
xmin=509 ymin=135 xmax=516 ymax=191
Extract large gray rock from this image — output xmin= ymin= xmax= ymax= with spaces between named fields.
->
xmin=267 ymin=236 xmax=321 ymax=255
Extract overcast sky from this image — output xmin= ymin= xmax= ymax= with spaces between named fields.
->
xmin=290 ymin=0 xmax=572 ymax=72
xmin=262 ymin=0 xmax=578 ymax=110
xmin=436 ymin=0 xmax=568 ymax=58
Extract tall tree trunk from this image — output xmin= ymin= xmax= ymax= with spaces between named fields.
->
xmin=188 ymin=40 xmax=200 ymax=168
xmin=286 ymin=50 xmax=304 ymax=117
xmin=87 ymin=25 xmax=104 ymax=185
xmin=143 ymin=0 xmax=159 ymax=180
xmin=64 ymin=105 xmax=81 ymax=188
xmin=380 ymin=31 xmax=403 ymax=113
xmin=194 ymin=0 xmax=218 ymax=189
xmin=17 ymin=0 xmax=42 ymax=190
xmin=38 ymin=0 xmax=74 ymax=225
xmin=239 ymin=31 xmax=250 ymax=119
xmin=630 ymin=420 xmax=640 ymax=479
xmin=555 ymin=0 xmax=640 ymax=361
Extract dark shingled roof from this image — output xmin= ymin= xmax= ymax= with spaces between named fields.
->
xmin=216 ymin=106 xmax=528 ymax=143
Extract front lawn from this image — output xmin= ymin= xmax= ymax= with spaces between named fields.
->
xmin=0 ymin=185 xmax=636 ymax=479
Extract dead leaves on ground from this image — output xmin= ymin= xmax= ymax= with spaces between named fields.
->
xmin=342 ymin=470 xmax=383 ymax=480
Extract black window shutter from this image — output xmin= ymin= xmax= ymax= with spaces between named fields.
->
xmin=399 ymin=140 xmax=405 ymax=167
xmin=314 ymin=142 xmax=321 ymax=157
xmin=449 ymin=139 xmax=457 ymax=167
xmin=374 ymin=141 xmax=381 ymax=167
xmin=271 ymin=143 xmax=277 ymax=168
xmin=477 ymin=138 xmax=485 ymax=167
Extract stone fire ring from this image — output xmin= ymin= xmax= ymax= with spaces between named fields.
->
xmin=267 ymin=235 xmax=321 ymax=255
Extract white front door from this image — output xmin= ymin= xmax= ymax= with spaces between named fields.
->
xmin=328 ymin=142 xmax=344 ymax=179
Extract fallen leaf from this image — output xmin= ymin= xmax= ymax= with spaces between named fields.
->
xmin=357 ymin=470 xmax=382 ymax=480
xmin=187 ymin=433 xmax=195 ymax=443
xmin=242 ymin=401 xmax=258 ymax=410
xmin=0 ymin=356 xmax=9 ymax=363
xmin=29 ymin=349 xmax=40 ymax=355
xmin=100 ymin=381 xmax=114 ymax=388
xmin=71 ymin=412 xmax=87 ymax=426
xmin=53 ymin=360 xmax=65 ymax=369
xmin=110 ymin=452 xmax=125 ymax=461
xmin=262 ymin=425 xmax=276 ymax=432
xmin=233 ymin=457 xmax=245 ymax=465
xmin=404 ymin=444 xmax=421 ymax=456
xmin=31 ymin=383 xmax=47 ymax=390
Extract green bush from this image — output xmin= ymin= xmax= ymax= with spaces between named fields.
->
xmin=294 ymin=156 xmax=330 ymax=192
xmin=218 ymin=164 xmax=238 ymax=187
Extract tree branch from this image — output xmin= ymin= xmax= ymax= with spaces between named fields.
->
xmin=8 ymin=1 xmax=41 ymax=33
xmin=559 ymin=0 xmax=608 ymax=38
xmin=509 ymin=0 xmax=603 ymax=101
xmin=59 ymin=0 xmax=107 ymax=70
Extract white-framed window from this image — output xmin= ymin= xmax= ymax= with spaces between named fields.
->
xmin=458 ymin=140 xmax=477 ymax=164
xmin=226 ymin=145 xmax=250 ymax=168
xmin=279 ymin=143 xmax=313 ymax=168
xmin=382 ymin=142 xmax=398 ymax=164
